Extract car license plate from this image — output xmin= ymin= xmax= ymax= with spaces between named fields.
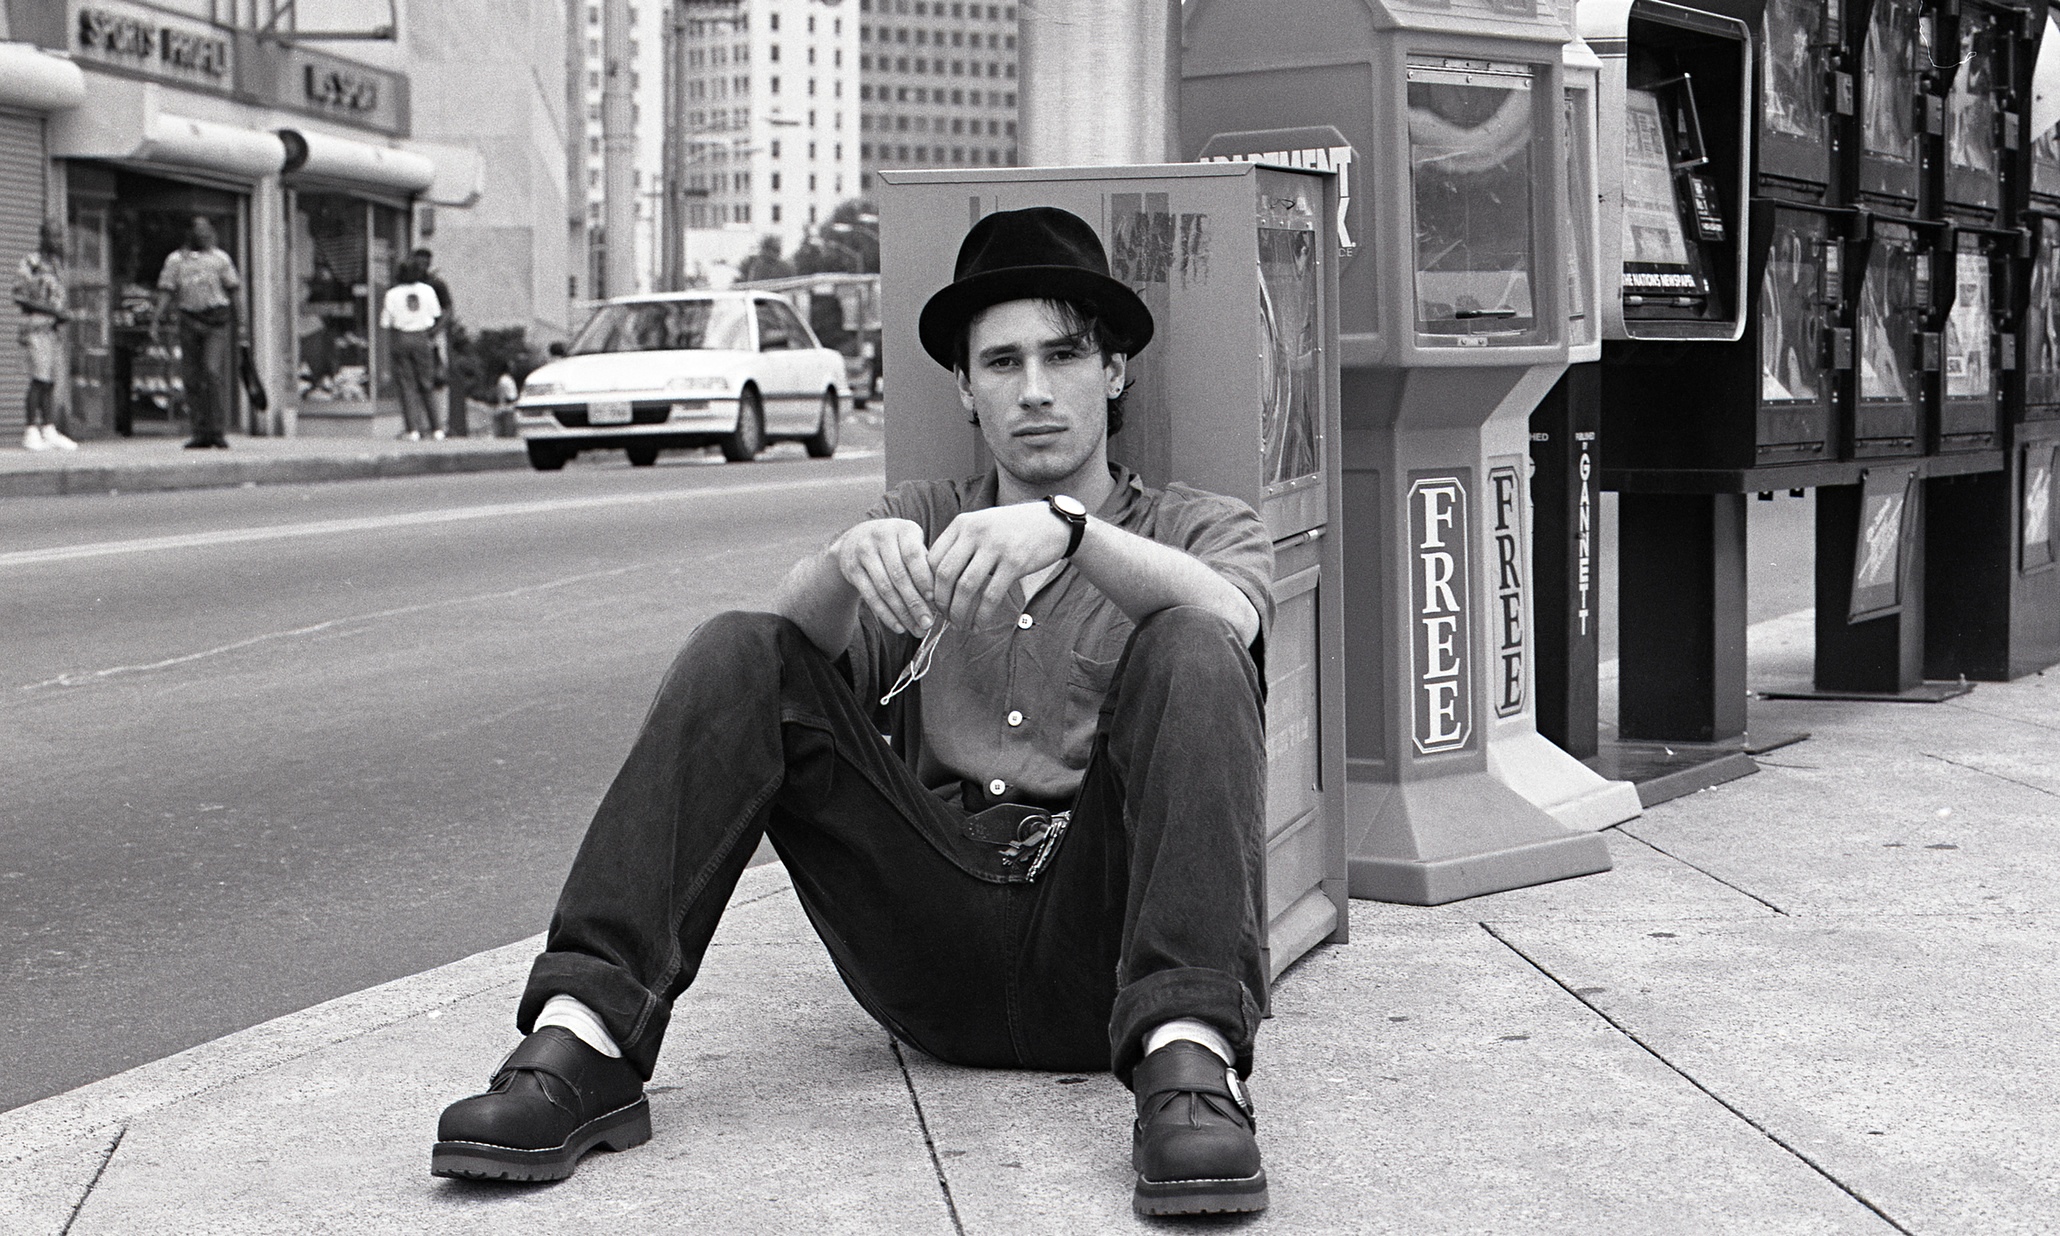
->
xmin=587 ymin=400 xmax=633 ymax=425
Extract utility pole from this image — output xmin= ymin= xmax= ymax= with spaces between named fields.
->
xmin=565 ymin=0 xmax=588 ymax=306
xmin=1018 ymin=0 xmax=1181 ymax=166
xmin=662 ymin=3 xmax=686 ymax=290
xmin=601 ymin=0 xmax=636 ymax=298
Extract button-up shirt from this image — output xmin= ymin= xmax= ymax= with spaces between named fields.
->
xmin=156 ymin=246 xmax=240 ymax=313
xmin=847 ymin=464 xmax=1273 ymax=803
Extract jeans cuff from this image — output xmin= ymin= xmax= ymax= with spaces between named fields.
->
xmin=1109 ymin=966 xmax=1261 ymax=1087
xmin=520 ymin=950 xmax=672 ymax=1081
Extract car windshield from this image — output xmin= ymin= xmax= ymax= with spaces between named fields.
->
xmin=567 ymin=299 xmax=752 ymax=355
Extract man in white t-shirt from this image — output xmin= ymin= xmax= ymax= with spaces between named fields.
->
xmin=381 ymin=260 xmax=443 ymax=440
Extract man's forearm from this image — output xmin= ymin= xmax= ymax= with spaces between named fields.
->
xmin=1071 ymin=518 xmax=1260 ymax=646
xmin=771 ymin=541 xmax=862 ymax=657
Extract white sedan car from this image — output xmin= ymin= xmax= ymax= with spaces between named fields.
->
xmin=514 ymin=291 xmax=847 ymax=470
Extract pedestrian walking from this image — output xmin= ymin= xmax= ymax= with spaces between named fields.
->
xmin=13 ymin=218 xmax=76 ymax=451
xmin=382 ymin=259 xmax=443 ymax=440
xmin=152 ymin=217 xmax=240 ymax=450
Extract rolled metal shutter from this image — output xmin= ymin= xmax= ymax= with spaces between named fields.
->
xmin=0 ymin=110 xmax=49 ymax=432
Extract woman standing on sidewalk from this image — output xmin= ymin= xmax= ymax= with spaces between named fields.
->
xmin=382 ymin=259 xmax=443 ymax=441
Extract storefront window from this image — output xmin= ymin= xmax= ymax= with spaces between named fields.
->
xmin=292 ymin=193 xmax=407 ymax=407
xmin=1405 ymin=56 xmax=1538 ymax=341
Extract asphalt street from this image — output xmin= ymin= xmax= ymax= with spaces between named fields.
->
xmin=0 ymin=438 xmax=883 ymax=1112
xmin=0 ymin=426 xmax=1816 ymax=1115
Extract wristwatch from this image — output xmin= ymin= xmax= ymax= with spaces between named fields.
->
xmin=1045 ymin=494 xmax=1088 ymax=558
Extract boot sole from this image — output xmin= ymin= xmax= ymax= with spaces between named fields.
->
xmin=1133 ymin=1169 xmax=1269 ymax=1216
xmin=431 ymin=1097 xmax=651 ymax=1182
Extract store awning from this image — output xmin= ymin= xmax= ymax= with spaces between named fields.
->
xmin=0 ymin=43 xmax=88 ymax=113
xmin=279 ymin=128 xmax=435 ymax=195
xmin=138 ymin=113 xmax=289 ymax=181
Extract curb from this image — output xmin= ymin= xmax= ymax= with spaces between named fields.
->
xmin=0 ymin=445 xmax=532 ymax=499
xmin=0 ymin=862 xmax=794 ymax=1167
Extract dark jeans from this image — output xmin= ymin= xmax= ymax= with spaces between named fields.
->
xmin=521 ymin=606 xmax=1268 ymax=1087
xmin=178 ymin=314 xmax=232 ymax=442
xmin=393 ymin=331 xmax=440 ymax=434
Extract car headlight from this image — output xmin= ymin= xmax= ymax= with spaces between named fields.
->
xmin=522 ymin=381 xmax=560 ymax=398
xmin=666 ymin=375 xmax=730 ymax=393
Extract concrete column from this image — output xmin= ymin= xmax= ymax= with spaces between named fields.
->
xmin=249 ymin=174 xmax=288 ymax=436
xmin=1018 ymin=0 xmax=1180 ymax=166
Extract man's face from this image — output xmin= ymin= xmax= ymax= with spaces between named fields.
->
xmin=190 ymin=218 xmax=216 ymax=250
xmin=40 ymin=222 xmax=64 ymax=258
xmin=957 ymin=299 xmax=1124 ymax=490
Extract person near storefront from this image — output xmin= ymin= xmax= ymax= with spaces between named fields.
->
xmin=429 ymin=206 xmax=1276 ymax=1217
xmin=381 ymin=258 xmax=443 ymax=440
xmin=13 ymin=219 xmax=76 ymax=452
xmin=151 ymin=217 xmax=241 ymax=451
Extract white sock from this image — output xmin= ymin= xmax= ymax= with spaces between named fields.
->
xmin=1145 ymin=1018 xmax=1235 ymax=1068
xmin=532 ymin=994 xmax=623 ymax=1059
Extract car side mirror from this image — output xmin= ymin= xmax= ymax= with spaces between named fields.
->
xmin=547 ymin=341 xmax=567 ymax=358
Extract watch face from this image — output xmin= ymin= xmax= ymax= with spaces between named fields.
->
xmin=1052 ymin=494 xmax=1087 ymax=518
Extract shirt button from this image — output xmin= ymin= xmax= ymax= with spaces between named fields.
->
xmin=988 ymin=778 xmax=1008 ymax=797
xmin=1006 ymin=710 xmax=1024 ymax=727
xmin=1016 ymin=613 xmax=1033 ymax=629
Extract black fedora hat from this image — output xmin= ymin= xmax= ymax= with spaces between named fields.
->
xmin=917 ymin=206 xmax=1154 ymax=370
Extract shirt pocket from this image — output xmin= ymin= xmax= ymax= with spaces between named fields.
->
xmin=1060 ymin=649 xmax=1122 ymax=769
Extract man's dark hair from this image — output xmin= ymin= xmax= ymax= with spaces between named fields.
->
xmin=951 ymin=297 xmax=1130 ymax=437
xmin=411 ymin=247 xmax=435 ymax=264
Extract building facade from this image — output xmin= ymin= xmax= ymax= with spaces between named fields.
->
xmin=0 ymin=0 xmax=570 ymax=440
xmin=664 ymin=0 xmax=858 ymax=280
xmin=855 ymin=0 xmax=1017 ymax=193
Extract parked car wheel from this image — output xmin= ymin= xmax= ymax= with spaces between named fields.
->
xmin=722 ymin=388 xmax=765 ymax=462
xmin=803 ymin=389 xmax=840 ymax=458
xmin=527 ymin=441 xmax=568 ymax=471
xmin=626 ymin=442 xmax=661 ymax=467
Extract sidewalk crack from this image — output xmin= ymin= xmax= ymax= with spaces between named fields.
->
xmin=890 ymin=1038 xmax=967 ymax=1236
xmin=1924 ymin=752 xmax=2060 ymax=799
xmin=1620 ymin=826 xmax=1789 ymax=916
xmin=59 ymin=1124 xmax=126 ymax=1236
xmin=1480 ymin=924 xmax=1912 ymax=1235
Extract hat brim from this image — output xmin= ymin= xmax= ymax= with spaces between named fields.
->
xmin=918 ymin=265 xmax=1154 ymax=371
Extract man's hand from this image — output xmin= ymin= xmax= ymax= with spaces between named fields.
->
xmin=833 ymin=517 xmax=937 ymax=636
xmin=927 ymin=502 xmax=1070 ymax=630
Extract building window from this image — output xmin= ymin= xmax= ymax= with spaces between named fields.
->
xmin=807 ymin=46 xmax=816 ymax=65
xmin=770 ymin=12 xmax=779 ymax=29
xmin=771 ymin=172 xmax=782 ymax=190
xmin=808 ymin=78 xmax=817 ymax=96
xmin=772 ymin=204 xmax=782 ymax=222
xmin=862 ymin=171 xmax=873 ymax=188
xmin=896 ymin=116 xmax=908 ymax=131
xmin=771 ymin=140 xmax=781 ymax=157
xmin=862 ymin=142 xmax=873 ymax=158
xmin=808 ymin=173 xmax=817 ymax=191
xmin=860 ymin=53 xmax=872 ymax=70
xmin=770 ymin=43 xmax=779 ymax=61
xmin=834 ymin=49 xmax=842 ymax=67
xmin=809 ymin=140 xmax=818 ymax=158
xmin=770 ymin=75 xmax=780 ymax=93
xmin=834 ymin=142 xmax=842 ymax=159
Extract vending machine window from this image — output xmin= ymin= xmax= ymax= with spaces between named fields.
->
xmin=1563 ymin=84 xmax=1598 ymax=350
xmin=1939 ymin=234 xmax=1998 ymax=447
xmin=1405 ymin=56 xmax=1540 ymax=342
xmin=1857 ymin=0 xmax=1924 ymax=205
xmin=1618 ymin=79 xmax=1729 ymax=321
xmin=2024 ymin=217 xmax=2060 ymax=416
xmin=2034 ymin=124 xmax=2060 ymax=204
xmin=1258 ymin=223 xmax=1322 ymax=488
xmin=1854 ymin=220 xmax=1925 ymax=452
xmin=1757 ymin=208 xmax=1838 ymax=460
xmin=1758 ymin=0 xmax=1840 ymax=190
xmin=1944 ymin=7 xmax=2002 ymax=210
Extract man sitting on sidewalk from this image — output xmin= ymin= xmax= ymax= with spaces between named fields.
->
xmin=431 ymin=207 xmax=1276 ymax=1217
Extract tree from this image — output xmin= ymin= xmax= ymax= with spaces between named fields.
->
xmin=795 ymin=197 xmax=879 ymax=275
xmin=737 ymin=235 xmax=794 ymax=282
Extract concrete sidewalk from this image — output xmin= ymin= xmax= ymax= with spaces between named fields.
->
xmin=4 ymin=620 xmax=2055 ymax=1234
xmin=0 ymin=433 xmax=530 ymax=499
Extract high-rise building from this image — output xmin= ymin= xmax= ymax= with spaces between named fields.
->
xmin=855 ymin=0 xmax=1018 ymax=193
xmin=574 ymin=0 xmax=667 ymax=295
xmin=675 ymin=0 xmax=861 ymax=269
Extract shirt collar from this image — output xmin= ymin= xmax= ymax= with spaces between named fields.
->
xmin=970 ymin=461 xmax=1146 ymax=525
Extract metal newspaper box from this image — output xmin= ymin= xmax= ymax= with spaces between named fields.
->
xmin=1182 ymin=0 xmax=1625 ymax=904
xmin=877 ymin=162 xmax=1351 ymax=979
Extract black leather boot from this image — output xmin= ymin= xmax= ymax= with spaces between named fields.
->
xmin=432 ymin=1026 xmax=650 ymax=1182
xmin=1130 ymin=1040 xmax=1268 ymax=1215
